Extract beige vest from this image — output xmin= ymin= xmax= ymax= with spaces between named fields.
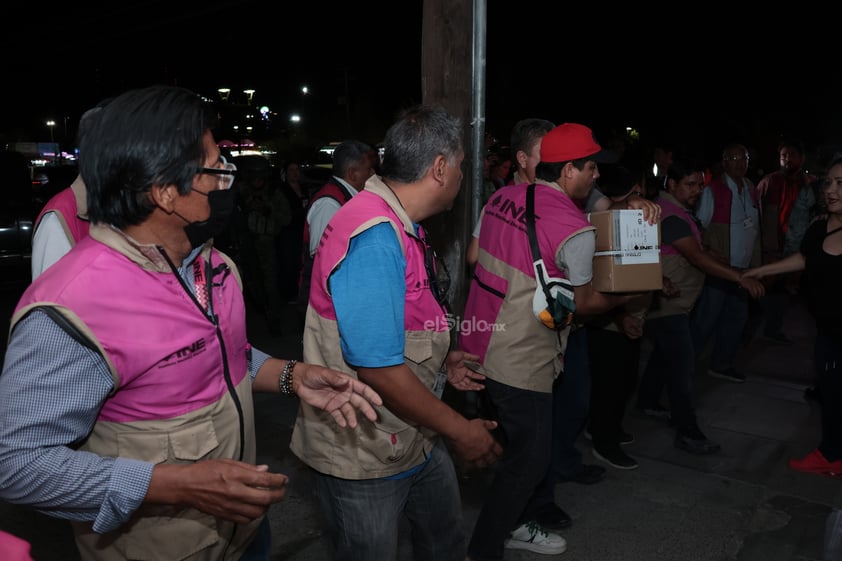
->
xmin=290 ymin=181 xmax=451 ymax=479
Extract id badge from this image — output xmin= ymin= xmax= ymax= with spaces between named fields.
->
xmin=432 ymin=365 xmax=447 ymax=398
xmin=743 ymin=217 xmax=754 ymax=229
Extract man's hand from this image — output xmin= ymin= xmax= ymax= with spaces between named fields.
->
xmin=737 ymin=274 xmax=765 ymax=299
xmin=449 ymin=418 xmax=503 ymax=471
xmin=149 ymin=460 xmax=288 ymax=524
xmin=617 ymin=314 xmax=644 ymax=340
xmin=625 ymin=194 xmax=661 ymax=224
xmin=294 ymin=363 xmax=383 ymax=428
xmin=661 ymin=275 xmax=680 ymax=298
xmin=445 ymin=350 xmax=486 ymax=391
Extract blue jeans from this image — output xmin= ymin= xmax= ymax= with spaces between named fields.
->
xmin=690 ymin=278 xmax=749 ymax=371
xmin=312 ymin=440 xmax=465 ymax=561
xmin=638 ymin=314 xmax=699 ymax=434
xmin=550 ymin=327 xmax=590 ymax=478
xmin=467 ymin=378 xmax=553 ymax=561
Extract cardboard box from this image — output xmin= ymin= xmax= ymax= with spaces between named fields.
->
xmin=588 ymin=209 xmax=662 ymax=293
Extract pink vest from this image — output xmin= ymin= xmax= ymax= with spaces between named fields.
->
xmin=298 ymin=178 xmax=355 ymax=307
xmin=301 ymin=179 xmax=354 ymax=268
xmin=15 ymin=236 xmax=249 ymax=422
xmin=34 ymin=186 xmax=90 ymax=245
xmin=0 ymin=531 xmax=34 ymax=561
xmin=460 ymin=181 xmax=593 ymax=391
xmin=309 ymin=190 xmax=447 ymax=332
xmin=12 ymin=232 xmax=259 ymax=560
xmin=481 ymin=182 xmax=581 ymax=279
xmin=650 ymin=193 xmax=707 ymax=318
xmin=658 ymin=195 xmax=702 ymax=256
xmin=708 ymin=177 xmax=759 ymax=224
xmin=293 ymin=182 xmax=450 ymax=479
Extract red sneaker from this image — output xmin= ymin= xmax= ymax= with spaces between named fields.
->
xmin=788 ymin=449 xmax=842 ymax=477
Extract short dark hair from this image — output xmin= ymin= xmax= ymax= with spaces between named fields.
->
xmin=332 ymin=139 xmax=372 ymax=178
xmin=597 ymin=162 xmax=644 ymax=198
xmin=510 ymin=118 xmax=554 ymax=156
xmin=75 ymin=98 xmax=111 ymax=146
xmin=778 ymin=137 xmax=805 ymax=156
xmin=81 ymin=85 xmax=216 ymax=228
xmin=535 ymin=159 xmax=588 ymax=182
xmin=665 ymin=159 xmax=707 ymax=187
xmin=234 ymin=154 xmax=272 ymax=179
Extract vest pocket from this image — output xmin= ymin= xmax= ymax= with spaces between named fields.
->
xmin=115 ymin=419 xmax=220 ymax=463
xmin=101 ymin=420 xmax=226 ymax=559
xmin=73 ymin=515 xmax=223 ymax=561
xmin=358 ymin=406 xmax=422 ymax=465
xmin=404 ymin=330 xmax=433 ymax=364
xmin=118 ymin=515 xmax=220 ymax=561
xmin=170 ymin=420 xmax=221 ymax=460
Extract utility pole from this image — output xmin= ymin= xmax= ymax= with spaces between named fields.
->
xmin=421 ymin=0 xmax=475 ymax=318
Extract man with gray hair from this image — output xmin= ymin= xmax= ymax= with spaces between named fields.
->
xmin=291 ymin=104 xmax=502 ymax=561
xmin=297 ymin=139 xmax=375 ymax=313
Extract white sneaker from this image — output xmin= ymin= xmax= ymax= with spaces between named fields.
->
xmin=504 ymin=521 xmax=567 ymax=555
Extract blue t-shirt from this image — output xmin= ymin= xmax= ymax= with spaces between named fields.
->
xmin=330 ymin=221 xmax=430 ymax=479
xmin=331 ymin=222 xmax=408 ymax=368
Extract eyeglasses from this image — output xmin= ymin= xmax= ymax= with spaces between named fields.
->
xmin=197 ymin=155 xmax=237 ymax=190
xmin=724 ymin=155 xmax=749 ymax=162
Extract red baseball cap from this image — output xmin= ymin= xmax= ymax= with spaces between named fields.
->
xmin=540 ymin=123 xmax=611 ymax=163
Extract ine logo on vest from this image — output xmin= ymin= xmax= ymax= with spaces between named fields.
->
xmin=488 ymin=193 xmax=535 ymax=229
xmin=159 ymin=338 xmax=208 ymax=368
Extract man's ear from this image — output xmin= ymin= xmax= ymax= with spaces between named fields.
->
xmin=151 ymin=183 xmax=178 ymax=212
xmin=433 ymin=155 xmax=447 ymax=184
xmin=561 ymin=162 xmax=575 ymax=180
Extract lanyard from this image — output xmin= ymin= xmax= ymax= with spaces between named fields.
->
xmin=194 ymin=259 xmax=209 ymax=311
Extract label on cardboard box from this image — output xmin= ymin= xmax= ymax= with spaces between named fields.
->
xmin=588 ymin=209 xmax=662 ymax=293
xmin=593 ymin=209 xmax=659 ymax=264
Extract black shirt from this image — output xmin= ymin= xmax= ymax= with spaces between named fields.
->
xmin=801 ymin=219 xmax=842 ymax=344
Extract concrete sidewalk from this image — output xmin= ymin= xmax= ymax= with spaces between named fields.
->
xmin=1 ymin=295 xmax=838 ymax=561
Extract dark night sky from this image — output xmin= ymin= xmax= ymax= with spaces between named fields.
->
xmin=4 ymin=1 xmax=838 ymax=169
xmin=3 ymin=1 xmax=425 ymax=137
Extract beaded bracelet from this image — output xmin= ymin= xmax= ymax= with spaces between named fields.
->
xmin=279 ymin=359 xmax=297 ymax=395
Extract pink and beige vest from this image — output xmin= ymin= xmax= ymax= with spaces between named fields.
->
xmin=33 ymin=177 xmax=90 ymax=247
xmin=291 ymin=176 xmax=450 ymax=479
xmin=648 ymin=192 xmax=706 ymax=318
xmin=12 ymin=225 xmax=256 ymax=561
xmin=703 ymin=176 xmax=761 ymax=267
xmin=461 ymin=180 xmax=594 ymax=392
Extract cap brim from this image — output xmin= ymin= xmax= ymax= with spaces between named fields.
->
xmin=587 ymin=149 xmax=619 ymax=164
